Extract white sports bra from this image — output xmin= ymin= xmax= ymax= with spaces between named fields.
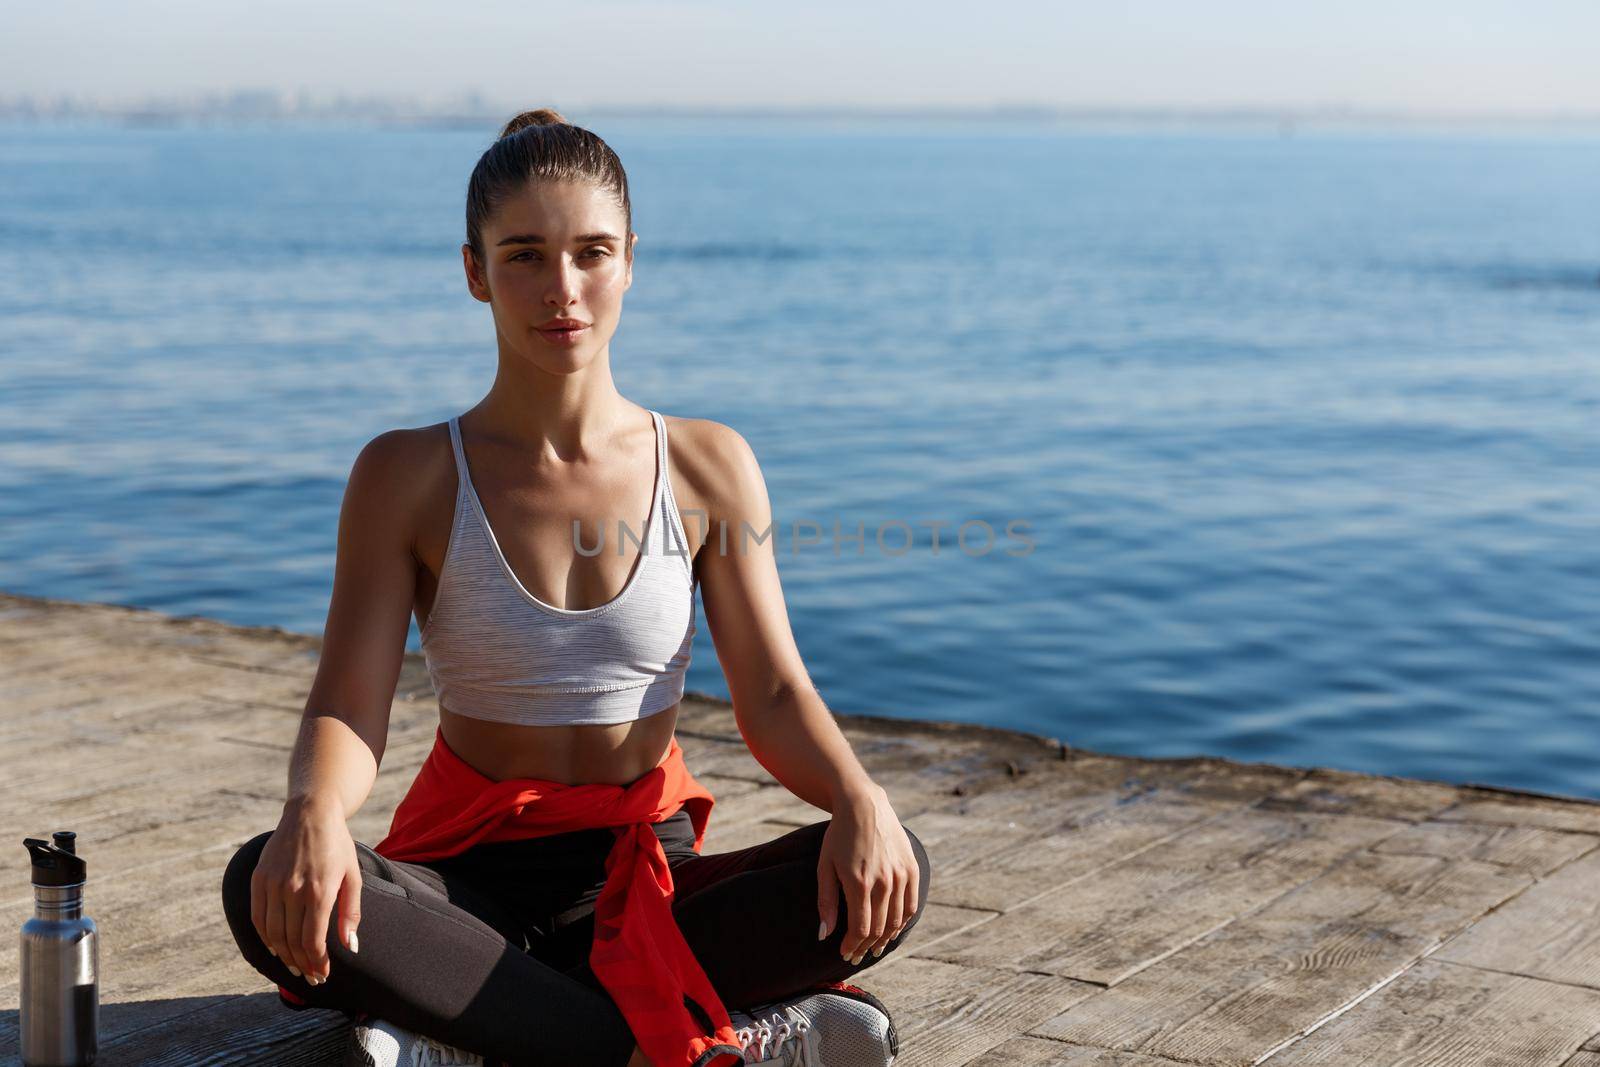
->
xmin=419 ymin=409 xmax=697 ymax=726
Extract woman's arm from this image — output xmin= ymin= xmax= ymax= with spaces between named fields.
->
xmin=694 ymin=420 xmax=919 ymax=965
xmin=694 ymin=421 xmax=876 ymax=810
xmin=253 ymin=429 xmax=422 ymax=984
xmin=290 ymin=429 xmax=421 ymax=818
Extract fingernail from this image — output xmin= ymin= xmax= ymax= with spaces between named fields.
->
xmin=288 ymin=965 xmax=302 ymax=976
xmin=350 ymin=930 xmax=360 ymax=954
xmin=874 ymin=944 xmax=885 ymax=957
xmin=267 ymin=947 xmax=277 ymax=957
xmin=817 ymin=920 xmax=827 ymax=941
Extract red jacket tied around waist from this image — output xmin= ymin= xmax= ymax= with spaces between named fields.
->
xmin=277 ymin=725 xmax=743 ymax=1067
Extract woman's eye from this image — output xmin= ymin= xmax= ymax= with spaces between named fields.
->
xmin=508 ymin=249 xmax=607 ymax=262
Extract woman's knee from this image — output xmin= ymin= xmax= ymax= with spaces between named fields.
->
xmin=841 ymin=823 xmax=929 ymax=976
xmin=221 ymin=830 xmax=388 ymax=1011
xmin=222 ymin=831 xmax=273 ymax=920
xmin=221 ymin=830 xmax=276 ymax=964
xmin=221 ymin=831 xmax=393 ymax=935
xmin=905 ymin=825 xmax=930 ymax=912
xmin=810 ymin=816 xmax=931 ymax=916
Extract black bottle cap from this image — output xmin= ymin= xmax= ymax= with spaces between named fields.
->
xmin=24 ymin=832 xmax=87 ymax=887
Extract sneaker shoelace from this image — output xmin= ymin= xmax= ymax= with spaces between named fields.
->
xmin=734 ymin=1004 xmax=819 ymax=1066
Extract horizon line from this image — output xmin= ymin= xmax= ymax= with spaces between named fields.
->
xmin=6 ymin=95 xmax=1600 ymax=129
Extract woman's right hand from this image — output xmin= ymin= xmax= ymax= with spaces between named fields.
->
xmin=250 ymin=798 xmax=363 ymax=985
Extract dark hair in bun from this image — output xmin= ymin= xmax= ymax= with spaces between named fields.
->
xmin=465 ymin=108 xmax=631 ymax=263
xmin=497 ymin=107 xmax=568 ymax=138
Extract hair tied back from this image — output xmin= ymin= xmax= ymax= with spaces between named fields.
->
xmin=499 ymin=108 xmax=570 ymax=139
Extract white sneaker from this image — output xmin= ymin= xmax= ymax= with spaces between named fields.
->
xmin=342 ymin=1013 xmax=486 ymax=1067
xmin=728 ymin=981 xmax=898 ymax=1065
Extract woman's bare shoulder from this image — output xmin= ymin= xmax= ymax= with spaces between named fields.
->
xmin=659 ymin=414 xmax=768 ymax=531
xmin=341 ymin=422 xmax=456 ymax=550
xmin=661 ymin=414 xmax=760 ymax=482
xmin=348 ymin=421 xmax=453 ymax=487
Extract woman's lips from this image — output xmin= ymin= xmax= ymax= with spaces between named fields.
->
xmin=537 ymin=324 xmax=589 ymax=345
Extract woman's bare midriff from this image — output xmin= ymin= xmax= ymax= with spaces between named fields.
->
xmin=438 ymin=702 xmax=682 ymax=786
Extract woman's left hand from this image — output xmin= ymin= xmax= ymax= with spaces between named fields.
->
xmin=817 ymin=784 xmax=921 ymax=965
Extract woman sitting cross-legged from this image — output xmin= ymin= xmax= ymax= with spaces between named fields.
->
xmin=219 ymin=107 xmax=931 ymax=1067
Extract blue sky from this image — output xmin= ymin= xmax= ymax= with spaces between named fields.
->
xmin=5 ymin=0 xmax=1598 ymax=115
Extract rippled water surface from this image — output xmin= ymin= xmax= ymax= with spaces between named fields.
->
xmin=2 ymin=119 xmax=1597 ymax=796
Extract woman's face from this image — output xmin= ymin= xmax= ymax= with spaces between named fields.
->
xmin=463 ymin=179 xmax=635 ymax=373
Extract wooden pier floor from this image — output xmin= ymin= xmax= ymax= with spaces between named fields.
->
xmin=3 ymin=590 xmax=1599 ymax=1065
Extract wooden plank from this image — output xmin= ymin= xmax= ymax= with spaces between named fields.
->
xmin=946 ymin=757 xmax=1299 ymax=826
xmin=1030 ymin=850 xmax=1531 ymax=1066
xmin=678 ymin=726 xmax=1002 ymax=817
xmin=1263 ymin=959 xmax=1600 ymax=1065
xmin=1437 ymin=795 xmax=1600 ymax=835
xmin=897 ymin=903 xmax=1001 ymax=957
xmin=0 ymin=667 xmax=223 ymax=728
xmin=906 ymin=791 xmax=1236 ymax=914
xmin=864 ymin=957 xmax=1097 ymax=1067
xmin=1261 ymin=768 xmax=1460 ymax=822
xmin=898 ymin=757 xmax=1313 ymax=918
xmin=1 ymin=787 xmax=282 ymax=912
xmin=965 ymin=1038 xmax=1198 ymax=1065
xmin=1372 ymin=819 xmax=1598 ymax=877
xmin=100 ymin=992 xmax=347 ymax=1066
xmin=921 ymin=809 xmax=1402 ymax=984
xmin=4 ymin=730 xmax=306 ymax=814
xmin=1434 ymin=848 xmax=1600 ymax=988
xmin=673 ymin=736 xmax=775 ymax=782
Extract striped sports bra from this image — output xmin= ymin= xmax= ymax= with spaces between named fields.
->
xmin=418 ymin=409 xmax=698 ymax=727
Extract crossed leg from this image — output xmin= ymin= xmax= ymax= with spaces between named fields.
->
xmin=220 ymin=832 xmax=640 ymax=1066
xmin=220 ymin=819 xmax=931 ymax=1066
xmin=545 ymin=819 xmax=933 ymax=1010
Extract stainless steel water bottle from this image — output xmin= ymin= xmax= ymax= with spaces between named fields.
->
xmin=20 ymin=830 xmax=99 ymax=1067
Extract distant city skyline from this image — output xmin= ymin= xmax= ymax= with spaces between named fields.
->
xmin=6 ymin=91 xmax=1600 ymax=130
xmin=6 ymin=1 xmax=1600 ymax=119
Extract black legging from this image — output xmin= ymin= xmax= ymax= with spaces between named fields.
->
xmin=221 ymin=809 xmax=931 ymax=1066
